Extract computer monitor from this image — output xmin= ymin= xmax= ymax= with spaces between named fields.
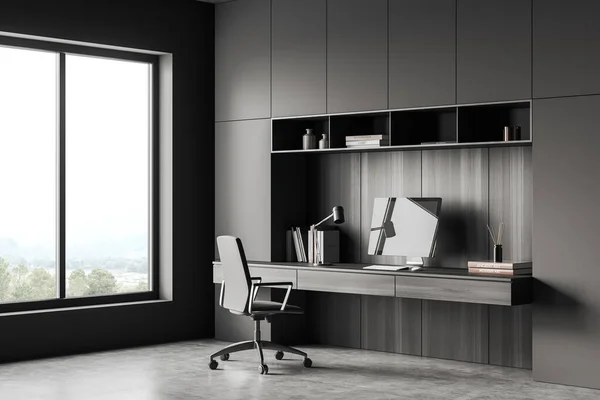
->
xmin=367 ymin=197 xmax=442 ymax=264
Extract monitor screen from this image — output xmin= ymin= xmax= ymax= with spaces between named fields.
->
xmin=367 ymin=197 xmax=441 ymax=258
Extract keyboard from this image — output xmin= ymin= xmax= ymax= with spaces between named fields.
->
xmin=363 ymin=265 xmax=410 ymax=271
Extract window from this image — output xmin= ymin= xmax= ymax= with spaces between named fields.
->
xmin=0 ymin=37 xmax=158 ymax=310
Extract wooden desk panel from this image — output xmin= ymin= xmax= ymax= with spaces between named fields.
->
xmin=395 ymin=276 xmax=512 ymax=306
xmin=297 ymin=270 xmax=395 ymax=296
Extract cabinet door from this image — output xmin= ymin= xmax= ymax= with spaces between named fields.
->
xmin=389 ymin=0 xmax=456 ymax=109
xmin=327 ymin=0 xmax=388 ymax=113
xmin=534 ymin=0 xmax=600 ymax=98
xmin=457 ymin=0 xmax=531 ymax=103
xmin=215 ymin=0 xmax=270 ymax=121
xmin=272 ymin=0 xmax=326 ymax=117
xmin=533 ymin=96 xmax=600 ymax=389
xmin=215 ymin=119 xmax=271 ymax=260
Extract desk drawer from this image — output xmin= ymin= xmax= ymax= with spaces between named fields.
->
xmin=395 ymin=276 xmax=512 ymax=305
xmin=213 ymin=265 xmax=297 ymax=287
xmin=297 ymin=270 xmax=394 ymax=296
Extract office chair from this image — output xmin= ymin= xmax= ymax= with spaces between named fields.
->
xmin=209 ymin=235 xmax=312 ymax=375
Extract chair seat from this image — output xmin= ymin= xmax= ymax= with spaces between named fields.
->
xmin=250 ymin=300 xmax=303 ymax=315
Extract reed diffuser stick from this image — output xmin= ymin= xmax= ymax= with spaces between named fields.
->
xmin=487 ymin=224 xmax=497 ymax=245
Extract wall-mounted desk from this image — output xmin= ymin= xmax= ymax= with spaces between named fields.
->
xmin=212 ymin=261 xmax=532 ymax=306
xmin=213 ymin=260 xmax=533 ymax=368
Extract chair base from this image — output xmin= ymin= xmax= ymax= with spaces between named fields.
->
xmin=209 ymin=319 xmax=310 ymax=374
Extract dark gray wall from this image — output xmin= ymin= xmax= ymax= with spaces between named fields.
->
xmin=533 ymin=96 xmax=600 ymax=390
xmin=0 ymin=0 xmax=215 ymax=361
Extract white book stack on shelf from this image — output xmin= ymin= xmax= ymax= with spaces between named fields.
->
xmin=345 ymin=134 xmax=389 ymax=148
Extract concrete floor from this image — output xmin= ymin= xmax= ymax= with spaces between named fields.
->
xmin=0 ymin=340 xmax=597 ymax=400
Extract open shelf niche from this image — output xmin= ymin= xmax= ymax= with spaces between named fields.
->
xmin=391 ymin=107 xmax=457 ymax=146
xmin=271 ymin=101 xmax=531 ymax=154
xmin=458 ymin=101 xmax=531 ymax=143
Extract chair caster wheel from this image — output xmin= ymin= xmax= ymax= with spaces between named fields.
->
xmin=303 ymin=358 xmax=312 ymax=368
xmin=209 ymin=360 xmax=218 ymax=370
xmin=259 ymin=364 xmax=269 ymax=375
xmin=220 ymin=353 xmax=230 ymax=361
xmin=275 ymin=351 xmax=284 ymax=360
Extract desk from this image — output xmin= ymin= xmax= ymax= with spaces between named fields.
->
xmin=212 ymin=261 xmax=532 ymax=306
xmin=213 ymin=260 xmax=533 ymax=367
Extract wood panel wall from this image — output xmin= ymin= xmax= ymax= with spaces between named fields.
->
xmin=270 ymin=147 xmax=532 ymax=368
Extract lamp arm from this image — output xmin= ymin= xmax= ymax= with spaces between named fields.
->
xmin=313 ymin=212 xmax=333 ymax=228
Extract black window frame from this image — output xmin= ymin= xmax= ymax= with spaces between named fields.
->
xmin=0 ymin=35 xmax=160 ymax=313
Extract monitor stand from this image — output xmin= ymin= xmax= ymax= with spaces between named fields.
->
xmin=363 ymin=258 xmax=425 ymax=272
xmin=406 ymin=257 xmax=424 ymax=267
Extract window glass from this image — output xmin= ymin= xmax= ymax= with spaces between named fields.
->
xmin=65 ymin=55 xmax=150 ymax=297
xmin=0 ymin=46 xmax=57 ymax=302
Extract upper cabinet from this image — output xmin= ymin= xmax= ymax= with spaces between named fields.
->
xmin=457 ymin=0 xmax=531 ymax=104
xmin=272 ymin=0 xmax=327 ymax=117
xmin=327 ymin=0 xmax=388 ymax=114
xmin=534 ymin=0 xmax=600 ymax=98
xmin=215 ymin=0 xmax=271 ymax=122
xmin=389 ymin=0 xmax=456 ymax=109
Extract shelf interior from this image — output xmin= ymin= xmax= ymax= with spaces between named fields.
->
xmin=458 ymin=102 xmax=530 ymax=143
xmin=272 ymin=117 xmax=329 ymax=151
xmin=391 ymin=107 xmax=457 ymax=146
xmin=330 ymin=112 xmax=389 ymax=149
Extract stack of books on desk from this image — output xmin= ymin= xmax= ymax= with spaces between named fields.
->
xmin=467 ymin=261 xmax=532 ymax=276
xmin=345 ymin=134 xmax=389 ymax=148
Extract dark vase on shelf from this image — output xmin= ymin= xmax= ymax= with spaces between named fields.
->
xmin=494 ymin=244 xmax=503 ymax=263
xmin=303 ymin=129 xmax=317 ymax=150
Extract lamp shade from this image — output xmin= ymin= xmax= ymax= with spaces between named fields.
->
xmin=332 ymin=206 xmax=345 ymax=224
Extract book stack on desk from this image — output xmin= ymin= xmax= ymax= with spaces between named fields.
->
xmin=345 ymin=134 xmax=389 ymax=148
xmin=467 ymin=261 xmax=532 ymax=276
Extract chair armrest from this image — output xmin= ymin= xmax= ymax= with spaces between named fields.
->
xmin=250 ymin=282 xmax=294 ymax=312
xmin=250 ymin=277 xmax=262 ymax=301
xmin=219 ymin=280 xmax=225 ymax=307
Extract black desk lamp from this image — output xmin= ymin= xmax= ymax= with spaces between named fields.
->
xmin=310 ymin=206 xmax=345 ymax=265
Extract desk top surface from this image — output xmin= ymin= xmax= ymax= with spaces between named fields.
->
xmin=213 ymin=260 xmax=532 ymax=282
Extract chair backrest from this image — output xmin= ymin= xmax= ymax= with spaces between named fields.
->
xmin=216 ymin=235 xmax=252 ymax=313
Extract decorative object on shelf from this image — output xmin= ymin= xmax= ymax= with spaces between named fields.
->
xmin=503 ymin=126 xmax=522 ymax=142
xmin=319 ymin=133 xmax=329 ymax=149
xmin=302 ymin=128 xmax=317 ymax=150
xmin=309 ymin=206 xmax=345 ymax=266
xmin=487 ymin=222 xmax=504 ymax=262
xmin=514 ymin=125 xmax=521 ymax=140
xmin=503 ymin=126 xmax=511 ymax=141
xmin=345 ymin=134 xmax=389 ymax=148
